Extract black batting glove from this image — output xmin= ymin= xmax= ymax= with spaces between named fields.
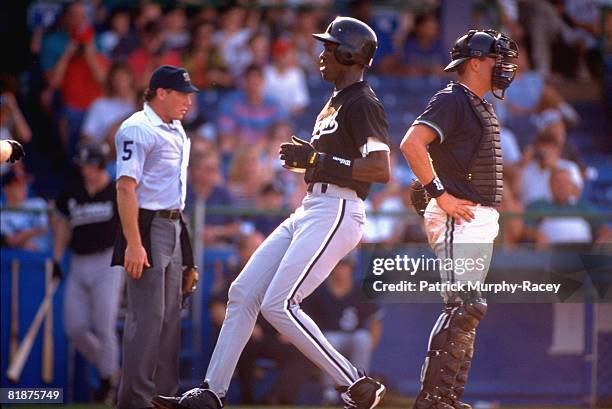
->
xmin=279 ymin=136 xmax=319 ymax=169
xmin=6 ymin=140 xmax=25 ymax=163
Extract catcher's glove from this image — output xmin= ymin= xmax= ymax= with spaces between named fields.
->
xmin=181 ymin=265 xmax=199 ymax=309
xmin=409 ymin=179 xmax=431 ymax=217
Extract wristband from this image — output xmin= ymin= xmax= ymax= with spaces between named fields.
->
xmin=424 ymin=177 xmax=445 ymax=198
xmin=317 ymin=153 xmax=353 ymax=179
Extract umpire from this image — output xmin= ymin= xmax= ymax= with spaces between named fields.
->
xmin=400 ymin=30 xmax=518 ymax=409
xmin=112 ymin=65 xmax=198 ymax=409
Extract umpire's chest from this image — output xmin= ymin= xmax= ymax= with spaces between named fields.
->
xmin=148 ymin=125 xmax=190 ymax=171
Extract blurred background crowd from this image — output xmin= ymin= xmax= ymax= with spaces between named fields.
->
xmin=1 ymin=0 xmax=611 ymax=405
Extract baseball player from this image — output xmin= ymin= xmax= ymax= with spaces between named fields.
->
xmin=153 ymin=16 xmax=390 ymax=409
xmin=399 ymin=30 xmax=518 ymax=409
xmin=111 ymin=65 xmax=198 ymax=409
xmin=52 ymin=144 xmax=122 ymax=404
xmin=0 ymin=139 xmax=25 ymax=163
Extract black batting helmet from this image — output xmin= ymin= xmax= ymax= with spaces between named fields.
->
xmin=74 ymin=143 xmax=109 ymax=169
xmin=313 ymin=16 xmax=377 ymax=67
xmin=444 ymin=29 xmax=518 ymax=99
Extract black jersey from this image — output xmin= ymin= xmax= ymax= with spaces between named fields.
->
xmin=56 ymin=180 xmax=119 ymax=254
xmin=414 ymin=82 xmax=494 ymax=204
xmin=305 ymin=81 xmax=390 ymax=200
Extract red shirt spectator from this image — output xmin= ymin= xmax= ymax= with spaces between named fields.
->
xmin=127 ymin=21 xmax=181 ymax=89
xmin=61 ymin=53 xmax=109 ymax=110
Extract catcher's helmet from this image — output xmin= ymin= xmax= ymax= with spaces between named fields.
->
xmin=444 ymin=29 xmax=518 ymax=99
xmin=313 ymin=16 xmax=377 ymax=67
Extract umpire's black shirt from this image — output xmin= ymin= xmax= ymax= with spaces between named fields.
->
xmin=305 ymin=81 xmax=390 ymax=200
xmin=414 ymin=82 xmax=489 ymax=204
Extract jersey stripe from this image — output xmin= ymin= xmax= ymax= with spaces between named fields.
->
xmin=283 ymin=198 xmax=355 ymax=385
xmin=414 ymin=119 xmax=445 ymax=143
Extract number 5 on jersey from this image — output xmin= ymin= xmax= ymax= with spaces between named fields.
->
xmin=122 ymin=140 xmax=134 ymax=161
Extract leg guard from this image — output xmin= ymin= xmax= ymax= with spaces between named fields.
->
xmin=414 ymin=298 xmax=487 ymax=409
xmin=447 ymin=329 xmax=476 ymax=409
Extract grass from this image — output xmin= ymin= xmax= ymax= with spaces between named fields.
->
xmin=2 ymin=405 xmax=585 ymax=409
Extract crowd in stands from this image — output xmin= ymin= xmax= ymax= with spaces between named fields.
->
xmin=2 ymin=0 xmax=609 ymax=254
xmin=1 ymin=0 xmax=610 ymax=404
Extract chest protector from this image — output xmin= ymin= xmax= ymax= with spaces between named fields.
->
xmin=462 ymin=86 xmax=503 ymax=206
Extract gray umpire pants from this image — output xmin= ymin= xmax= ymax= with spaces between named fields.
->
xmin=118 ymin=217 xmax=183 ymax=409
xmin=205 ymin=183 xmax=365 ymax=397
xmin=64 ymin=247 xmax=123 ymax=379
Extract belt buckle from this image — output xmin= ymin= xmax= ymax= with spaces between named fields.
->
xmin=169 ymin=209 xmax=180 ymax=219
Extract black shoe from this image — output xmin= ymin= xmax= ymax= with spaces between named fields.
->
xmin=340 ymin=376 xmax=386 ymax=409
xmin=152 ymin=384 xmax=222 ymax=409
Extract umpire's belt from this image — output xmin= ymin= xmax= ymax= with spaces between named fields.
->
xmin=307 ymin=182 xmax=359 ymax=201
xmin=154 ymin=209 xmax=182 ymax=220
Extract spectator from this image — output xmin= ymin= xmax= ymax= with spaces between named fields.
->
xmin=162 ymin=6 xmax=190 ymax=52
xmin=186 ymin=150 xmax=240 ymax=246
xmin=133 ymin=1 xmax=162 ymax=32
xmin=290 ymin=7 xmax=325 ymax=75
xmin=494 ymin=47 xmax=580 ymax=134
xmin=253 ymin=183 xmax=287 ymax=236
xmin=41 ymin=0 xmax=109 ymax=157
xmin=213 ymin=5 xmax=252 ymax=74
xmin=518 ymin=0 xmax=585 ymax=79
xmin=1 ymin=169 xmax=50 ymax=252
xmin=516 ymin=128 xmax=583 ymax=206
xmin=227 ymin=145 xmax=272 ymax=208
xmin=81 ymin=62 xmax=136 ymax=148
xmin=98 ymin=8 xmax=136 ymax=59
xmin=350 ymin=0 xmax=407 ymax=75
xmin=183 ymin=21 xmax=232 ymax=90
xmin=398 ymin=12 xmax=446 ymax=76
xmin=523 ymin=167 xmax=606 ymax=247
xmin=303 ymin=256 xmax=383 ymax=405
xmin=517 ymin=130 xmax=582 ymax=206
xmin=233 ymin=31 xmax=271 ymax=80
xmin=217 ymin=65 xmax=287 ymax=151
xmin=264 ymin=39 xmax=310 ymax=115
xmin=472 ymin=0 xmax=523 ymax=40
xmin=499 ymin=175 xmax=525 ymax=249
xmin=127 ymin=21 xmax=181 ymax=90
xmin=51 ymin=144 xmax=122 ymax=405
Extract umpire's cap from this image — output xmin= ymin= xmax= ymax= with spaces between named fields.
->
xmin=313 ymin=16 xmax=377 ymax=67
xmin=74 ymin=144 xmax=109 ymax=168
xmin=149 ymin=65 xmax=199 ymax=93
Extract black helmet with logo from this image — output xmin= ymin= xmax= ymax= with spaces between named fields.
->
xmin=313 ymin=16 xmax=378 ymax=68
xmin=74 ymin=143 xmax=109 ymax=169
xmin=444 ymin=29 xmax=519 ymax=99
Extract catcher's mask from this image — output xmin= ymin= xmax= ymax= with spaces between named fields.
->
xmin=444 ymin=29 xmax=518 ymax=99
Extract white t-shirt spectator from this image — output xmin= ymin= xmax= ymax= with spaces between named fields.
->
xmin=539 ymin=217 xmax=592 ymax=243
xmin=82 ymin=97 xmax=135 ymax=143
xmin=1 ymin=197 xmax=50 ymax=251
xmin=264 ymin=65 xmax=310 ymax=113
xmin=520 ymin=159 xmax=583 ymax=205
xmin=214 ymin=29 xmax=251 ymax=75
xmin=500 ymin=127 xmax=521 ymax=165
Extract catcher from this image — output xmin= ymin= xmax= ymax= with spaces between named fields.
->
xmin=401 ymin=30 xmax=518 ymax=409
